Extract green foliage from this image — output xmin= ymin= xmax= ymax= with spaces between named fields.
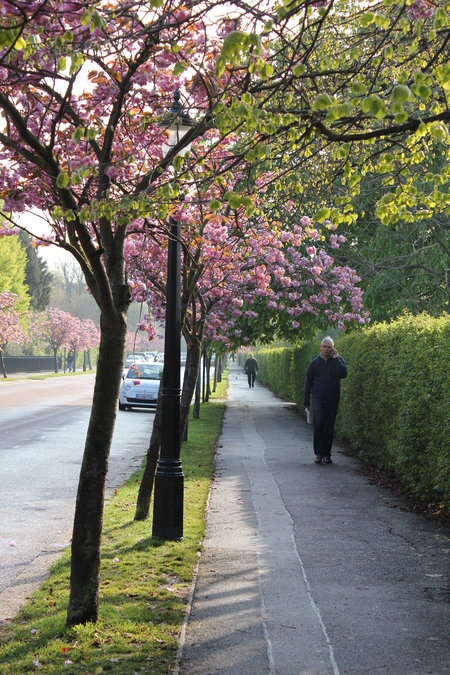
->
xmin=0 ymin=399 xmax=226 ymax=674
xmin=18 ymin=231 xmax=53 ymax=312
xmin=290 ymin=340 xmax=319 ymax=410
xmin=336 ymin=314 xmax=450 ymax=510
xmin=255 ymin=316 xmax=450 ymax=512
xmin=0 ymin=235 xmax=30 ymax=312
xmin=256 ymin=347 xmax=294 ymax=400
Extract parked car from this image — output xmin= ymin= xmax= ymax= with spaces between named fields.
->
xmin=124 ymin=354 xmax=147 ymax=368
xmin=145 ymin=351 xmax=157 ymax=361
xmin=119 ymin=362 xmax=163 ymax=411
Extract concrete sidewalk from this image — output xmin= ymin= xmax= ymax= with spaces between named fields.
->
xmin=178 ymin=362 xmax=449 ymax=675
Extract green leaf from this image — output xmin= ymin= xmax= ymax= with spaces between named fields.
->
xmin=85 ymin=127 xmax=98 ymax=140
xmin=394 ymin=112 xmax=409 ymax=123
xmin=415 ymin=84 xmax=432 ymax=99
xmin=228 ymin=194 xmax=242 ymax=209
xmin=360 ymin=12 xmax=375 ymax=27
xmin=430 ymin=122 xmax=449 ymax=141
xmin=292 ymin=64 xmax=306 ymax=77
xmin=56 ymin=172 xmax=70 ymax=189
xmin=215 ymin=55 xmax=226 ymax=78
xmin=435 ymin=64 xmax=450 ymax=90
xmin=312 ymin=94 xmax=334 ymax=111
xmin=314 ymin=208 xmax=331 ymax=223
xmin=80 ymin=10 xmax=92 ymax=26
xmin=173 ymin=62 xmax=186 ymax=76
xmin=391 ymin=85 xmax=412 ymax=103
xmin=71 ymin=127 xmax=84 ymax=143
xmin=352 ymin=82 xmax=367 ymax=96
xmin=209 ymin=199 xmax=221 ymax=212
xmin=338 ymin=102 xmax=352 ymax=117
xmin=338 ymin=143 xmax=351 ymax=158
xmin=259 ymin=62 xmax=274 ymax=79
xmin=361 ymin=95 xmax=387 ymax=118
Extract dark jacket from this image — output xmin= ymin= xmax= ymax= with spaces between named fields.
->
xmin=245 ymin=357 xmax=258 ymax=374
xmin=303 ymin=354 xmax=347 ymax=406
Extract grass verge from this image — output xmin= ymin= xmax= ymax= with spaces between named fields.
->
xmin=0 ymin=369 xmax=228 ymax=674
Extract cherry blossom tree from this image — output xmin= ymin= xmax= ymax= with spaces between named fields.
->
xmin=127 ymin=143 xmax=369 ymax=517
xmin=79 ymin=318 xmax=100 ymax=370
xmin=125 ymin=323 xmax=157 ymax=354
xmin=0 ymin=0 xmax=232 ymax=625
xmin=32 ymin=307 xmax=74 ymax=373
xmin=0 ymin=291 xmax=28 ymax=377
xmin=1 ymin=0 xmax=447 ymax=627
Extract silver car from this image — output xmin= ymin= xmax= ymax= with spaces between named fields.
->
xmin=119 ymin=363 xmax=162 ymax=411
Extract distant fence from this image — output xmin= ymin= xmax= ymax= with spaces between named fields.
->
xmin=3 ymin=356 xmax=62 ymax=374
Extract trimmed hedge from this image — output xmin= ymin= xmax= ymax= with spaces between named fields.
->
xmin=255 ymin=313 xmax=450 ymax=512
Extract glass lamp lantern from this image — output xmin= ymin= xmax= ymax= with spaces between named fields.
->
xmin=161 ymin=89 xmax=193 ymax=158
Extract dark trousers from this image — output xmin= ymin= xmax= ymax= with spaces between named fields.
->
xmin=247 ymin=371 xmax=256 ymax=387
xmin=311 ymin=399 xmax=339 ymax=457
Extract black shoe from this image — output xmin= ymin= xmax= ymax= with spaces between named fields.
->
xmin=323 ymin=456 xmax=332 ymax=464
xmin=315 ymin=456 xmax=322 ymax=464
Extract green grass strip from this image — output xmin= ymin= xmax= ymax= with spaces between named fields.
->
xmin=0 ymin=369 xmax=228 ymax=674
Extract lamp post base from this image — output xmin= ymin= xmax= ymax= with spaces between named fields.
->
xmin=152 ymin=459 xmax=184 ymax=540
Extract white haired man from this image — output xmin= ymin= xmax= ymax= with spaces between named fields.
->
xmin=303 ymin=337 xmax=347 ymax=464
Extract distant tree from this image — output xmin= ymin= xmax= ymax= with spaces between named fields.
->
xmin=17 ymin=230 xmax=52 ymax=312
xmin=50 ymin=260 xmax=100 ymax=323
xmin=0 ymin=234 xmax=29 ymax=312
xmin=0 ymin=291 xmax=28 ymax=377
xmin=78 ymin=319 xmax=100 ymax=370
xmin=32 ymin=308 xmax=74 ymax=373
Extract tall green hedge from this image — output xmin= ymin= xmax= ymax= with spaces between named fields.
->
xmin=255 ymin=314 xmax=450 ymax=511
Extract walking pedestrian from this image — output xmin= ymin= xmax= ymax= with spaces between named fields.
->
xmin=244 ymin=353 xmax=258 ymax=388
xmin=303 ymin=337 xmax=347 ymax=464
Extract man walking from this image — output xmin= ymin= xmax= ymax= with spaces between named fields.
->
xmin=303 ymin=337 xmax=347 ymax=464
xmin=244 ymin=353 xmax=258 ymax=388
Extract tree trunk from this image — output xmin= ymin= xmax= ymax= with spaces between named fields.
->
xmin=193 ymin=361 xmax=201 ymax=419
xmin=54 ymin=348 xmax=58 ymax=374
xmin=134 ymin=374 xmax=164 ymax=521
xmin=134 ymin=340 xmax=202 ymax=521
xmin=180 ymin=340 xmax=201 ymax=439
xmin=217 ymin=354 xmax=222 ymax=383
xmin=0 ymin=347 xmax=7 ymax=378
xmin=213 ymin=354 xmax=217 ymax=392
xmin=204 ymin=352 xmax=211 ymax=402
xmin=66 ymin=313 xmax=127 ymax=626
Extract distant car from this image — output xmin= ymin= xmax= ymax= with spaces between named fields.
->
xmin=145 ymin=351 xmax=156 ymax=361
xmin=180 ymin=355 xmax=186 ymax=366
xmin=124 ymin=354 xmax=147 ymax=368
xmin=119 ymin=363 xmax=163 ymax=411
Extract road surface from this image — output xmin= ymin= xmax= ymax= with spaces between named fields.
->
xmin=0 ymin=374 xmax=153 ymax=620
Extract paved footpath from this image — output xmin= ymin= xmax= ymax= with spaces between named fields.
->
xmin=178 ymin=362 xmax=449 ymax=675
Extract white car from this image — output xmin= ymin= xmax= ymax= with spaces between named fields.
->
xmin=119 ymin=362 xmax=162 ymax=411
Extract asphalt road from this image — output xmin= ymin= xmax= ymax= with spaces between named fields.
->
xmin=0 ymin=374 xmax=153 ymax=618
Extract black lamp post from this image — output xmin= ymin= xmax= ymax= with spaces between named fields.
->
xmin=152 ymin=90 xmax=193 ymax=540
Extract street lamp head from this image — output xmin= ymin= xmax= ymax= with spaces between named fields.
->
xmin=161 ymin=89 xmax=195 ymax=158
